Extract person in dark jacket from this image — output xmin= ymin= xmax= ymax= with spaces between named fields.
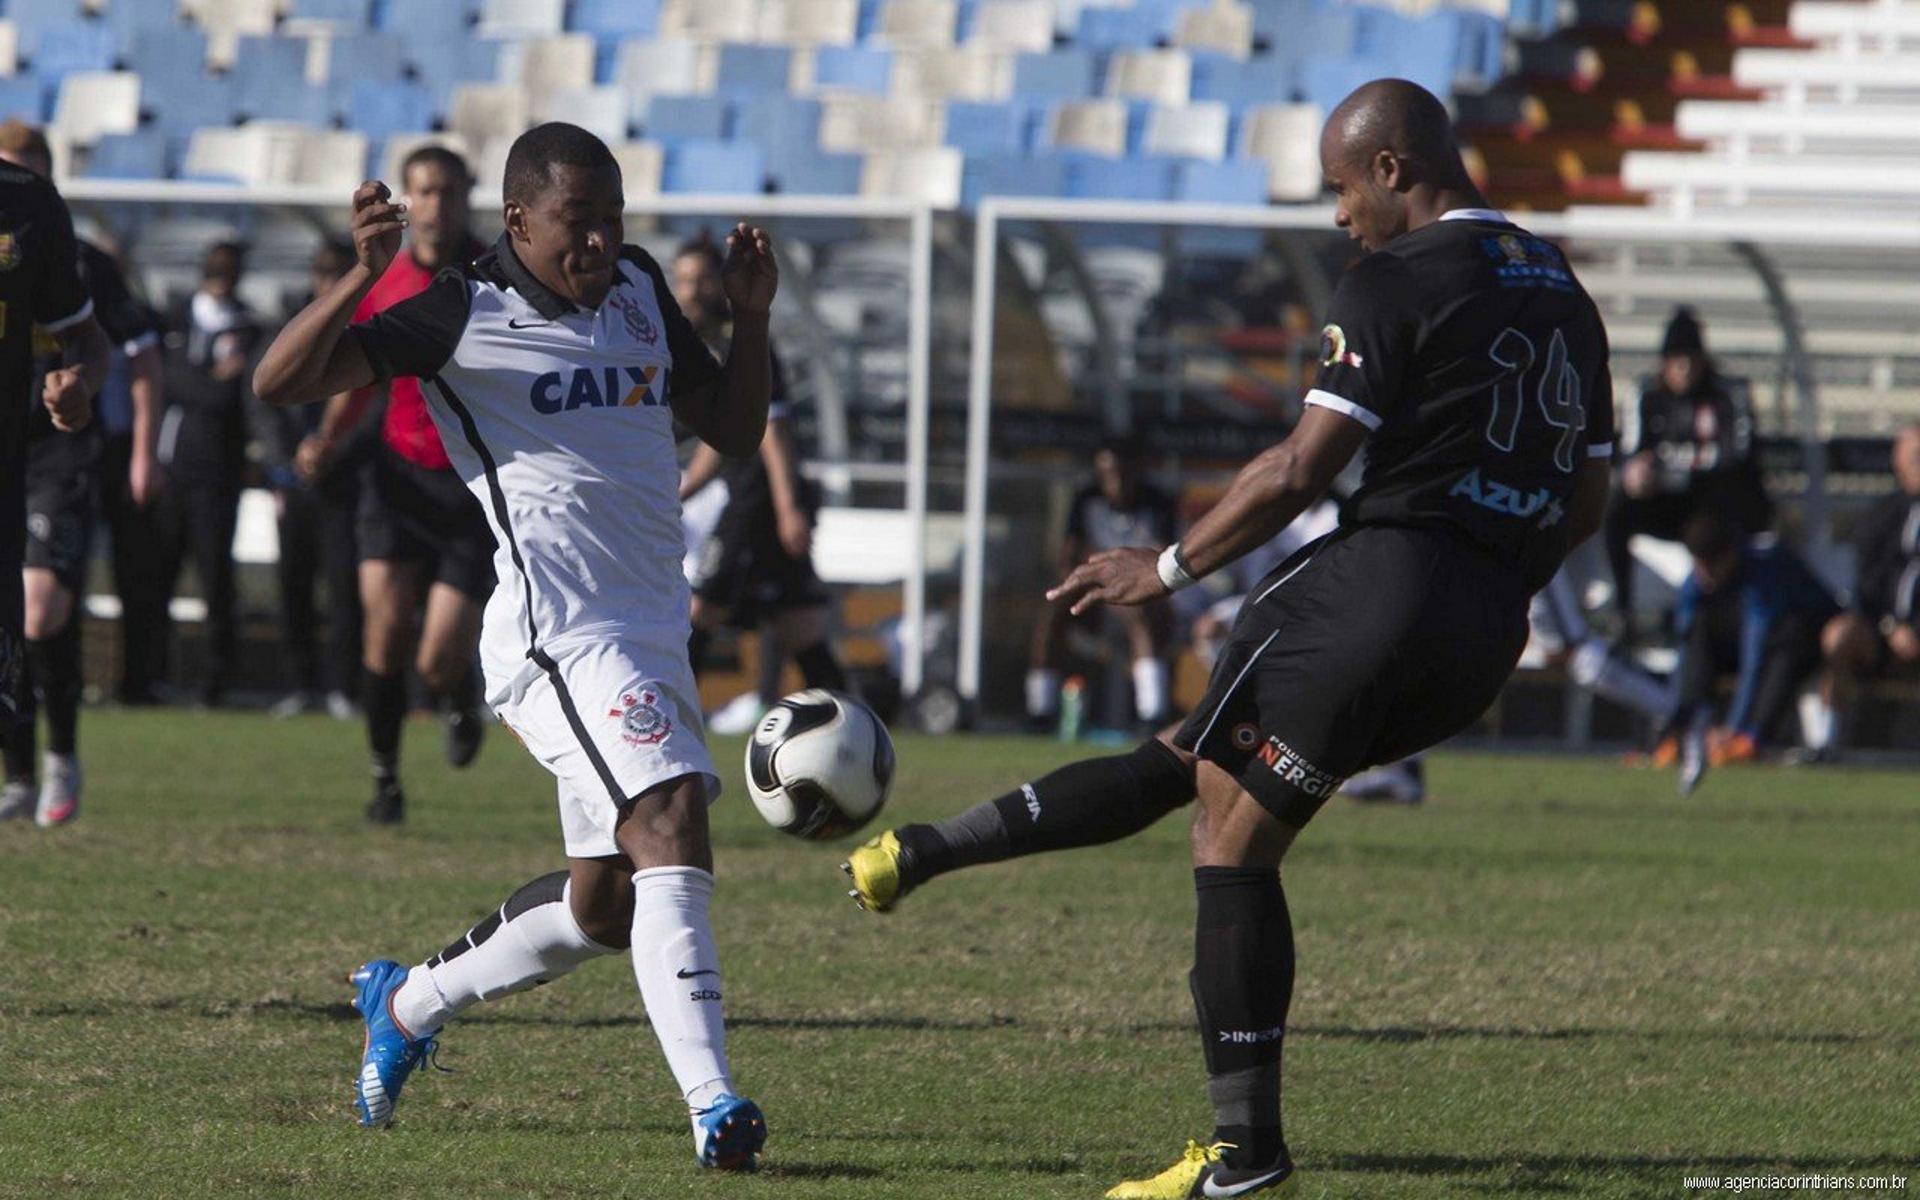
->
xmin=156 ymin=240 xmax=259 ymax=706
xmin=1816 ymin=422 xmax=1920 ymax=754
xmin=1658 ymin=511 xmax=1838 ymax=779
xmin=1606 ymin=308 xmax=1771 ymax=621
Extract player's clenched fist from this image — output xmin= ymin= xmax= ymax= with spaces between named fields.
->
xmin=721 ymin=223 xmax=777 ymax=316
xmin=351 ymin=180 xmax=408 ymax=277
xmin=41 ymin=365 xmax=92 ymax=432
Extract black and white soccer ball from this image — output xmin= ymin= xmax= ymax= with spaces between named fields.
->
xmin=744 ymin=690 xmax=895 ymax=840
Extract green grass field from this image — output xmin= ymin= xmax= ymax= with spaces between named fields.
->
xmin=1 ymin=710 xmax=1915 ymax=1199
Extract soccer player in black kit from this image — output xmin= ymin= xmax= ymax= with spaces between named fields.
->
xmin=0 ymin=156 xmax=109 ymax=822
xmin=845 ymin=80 xmax=1616 ymax=1198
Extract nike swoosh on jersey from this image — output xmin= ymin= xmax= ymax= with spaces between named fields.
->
xmin=508 ymin=318 xmax=551 ymax=329
xmin=1202 ymin=1166 xmax=1291 ymax=1197
xmin=676 ymin=968 xmax=719 ymax=979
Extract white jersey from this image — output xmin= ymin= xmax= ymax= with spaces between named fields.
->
xmin=347 ymin=235 xmax=725 ymax=688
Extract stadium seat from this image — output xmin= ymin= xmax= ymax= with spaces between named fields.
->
xmin=509 ymin=34 xmax=596 ymax=103
xmin=0 ymin=76 xmax=46 ymax=122
xmin=381 ymin=0 xmax=474 ymax=40
xmin=534 ymin=85 xmax=630 ymax=142
xmin=1075 ymin=3 xmax=1164 ymax=52
xmin=346 ymin=79 xmax=435 ymax=141
xmin=1237 ymin=101 xmax=1317 ymax=199
xmin=478 ymin=0 xmax=564 ymax=37
xmin=663 ymin=138 xmax=765 ymax=193
xmin=127 ymin=25 xmax=211 ymax=78
xmin=874 ymin=0 xmax=957 ymax=48
xmin=29 ymin=22 xmax=116 ymax=82
xmin=943 ymin=99 xmax=1030 ymax=154
xmin=572 ymin=0 xmax=662 ymax=38
xmin=4 ymin=0 xmax=80 ymax=56
xmin=195 ymin=0 xmax=280 ymax=69
xmin=1105 ymin=49 xmax=1192 ymax=104
xmin=1173 ymin=0 xmax=1253 ymax=59
xmin=967 ymin=0 xmax=1053 ymax=53
xmin=83 ymin=129 xmax=169 ymax=179
xmin=809 ymin=45 xmax=892 ymax=94
xmin=761 ymin=0 xmax=859 ymax=46
xmin=608 ymin=139 xmax=665 ymax=194
xmin=52 ymin=70 xmax=139 ymax=147
xmin=1190 ymin=54 xmax=1291 ymax=106
xmin=777 ymin=149 xmax=862 ymax=194
xmin=1142 ymin=100 xmax=1228 ymax=160
xmin=819 ymin=93 xmax=943 ymax=151
xmin=290 ymin=0 xmax=373 ymax=23
xmin=102 ymin=0 xmax=183 ymax=54
xmin=616 ymin=39 xmax=709 ymax=125
xmin=1064 ymin=154 xmax=1176 ymax=200
xmin=892 ymin=44 xmax=1011 ymax=101
xmin=659 ymin=0 xmax=760 ymax=42
xmin=1011 ymin=49 xmax=1093 ymax=100
xmin=0 ymin=22 xmax=16 ymax=77
xmin=142 ymin=71 xmax=237 ymax=138
xmin=644 ymin=94 xmax=732 ymax=142
xmin=1047 ymin=97 xmax=1126 ymax=156
xmin=320 ymin=32 xmax=407 ymax=84
xmin=861 ymin=145 xmax=962 ymax=205
xmin=232 ymin=36 xmax=335 ymax=124
xmin=714 ymin=44 xmax=791 ymax=96
xmin=1172 ymin=155 xmax=1264 ymax=202
xmin=959 ymin=151 xmax=1066 ymax=205
xmin=448 ymin=83 xmax=533 ymax=146
xmin=734 ymin=93 xmax=822 ymax=178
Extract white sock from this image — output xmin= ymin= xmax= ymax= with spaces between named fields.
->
xmin=1025 ymin=668 xmax=1060 ymax=718
xmin=630 ymin=866 xmax=734 ymax=1110
xmin=1801 ymin=692 xmax=1837 ymax=750
xmin=1131 ymin=657 xmax=1169 ymax=723
xmin=1571 ymin=639 xmax=1675 ymax=724
xmin=391 ymin=875 xmax=616 ymax=1038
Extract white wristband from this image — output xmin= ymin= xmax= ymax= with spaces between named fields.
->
xmin=1156 ymin=544 xmax=1197 ymax=592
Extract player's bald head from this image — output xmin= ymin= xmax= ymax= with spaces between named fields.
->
xmin=1320 ymin=79 xmax=1464 ymax=181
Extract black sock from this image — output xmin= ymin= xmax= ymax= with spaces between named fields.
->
xmin=365 ymin=669 xmax=406 ymax=777
xmin=792 ymin=640 xmax=847 ymax=692
xmin=895 ymin=739 xmax=1194 ymax=881
xmin=440 ymin=663 xmax=479 ymax=714
xmin=2 ymin=658 xmax=34 ymax=782
xmin=31 ymin=622 xmax=82 ymax=757
xmin=688 ymin=626 xmax=712 ymax=677
xmin=754 ymin=625 xmax=784 ymax=704
xmin=1191 ymin=866 xmax=1293 ymax=1171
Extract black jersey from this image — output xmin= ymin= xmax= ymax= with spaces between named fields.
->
xmin=1066 ymin=481 xmax=1177 ymax=553
xmin=1305 ymin=210 xmax=1615 ymax=591
xmin=712 ymin=340 xmax=793 ymax=517
xmin=28 ymin=240 xmax=155 ymax=460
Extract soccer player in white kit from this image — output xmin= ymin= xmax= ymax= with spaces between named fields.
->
xmin=254 ymin=123 xmax=776 ymax=1169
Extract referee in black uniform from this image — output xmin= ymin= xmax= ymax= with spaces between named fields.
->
xmin=850 ymin=81 xmax=1616 ymax=1198
xmin=0 ymin=154 xmax=108 ymax=822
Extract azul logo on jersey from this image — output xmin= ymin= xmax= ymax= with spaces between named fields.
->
xmin=530 ymin=364 xmax=668 ymax=414
xmin=1449 ymin=467 xmax=1566 ymax=528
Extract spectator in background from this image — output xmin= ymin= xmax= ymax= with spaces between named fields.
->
xmin=1813 ymin=422 xmax=1920 ymax=758
xmin=1657 ymin=512 xmax=1837 ymax=789
xmin=258 ymin=241 xmax=363 ymax=719
xmin=1606 ymin=308 xmax=1771 ymax=624
xmin=1026 ymin=439 xmax=1177 ymax=732
xmin=156 ymin=240 xmax=259 ymax=707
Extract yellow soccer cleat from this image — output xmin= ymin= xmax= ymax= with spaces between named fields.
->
xmin=1105 ymin=1140 xmax=1231 ymax=1199
xmin=841 ymin=830 xmax=912 ymax=913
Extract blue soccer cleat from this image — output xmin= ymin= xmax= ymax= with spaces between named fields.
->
xmin=346 ymin=958 xmax=441 ymax=1129
xmin=692 ymin=1093 xmax=767 ymax=1170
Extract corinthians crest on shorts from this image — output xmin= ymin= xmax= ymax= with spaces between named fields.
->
xmin=611 ymin=684 xmax=673 ymax=747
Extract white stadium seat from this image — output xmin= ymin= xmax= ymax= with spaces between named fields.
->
xmin=760 ymin=0 xmax=859 ymax=46
xmin=0 ymin=21 xmax=18 ymax=77
xmin=873 ymin=0 xmax=957 ymax=47
xmin=1790 ymin=0 xmax=1920 ymax=52
xmin=53 ymin=71 xmax=140 ymax=147
xmin=1174 ymin=0 xmax=1253 ymax=60
xmin=479 ymin=0 xmax=565 ymax=37
xmin=1733 ymin=48 xmax=1920 ymax=100
xmin=1047 ymin=98 xmax=1126 ymax=156
xmin=1142 ymin=101 xmax=1229 ymax=160
xmin=819 ymin=93 xmax=944 ymax=151
xmin=508 ymin=34 xmax=597 ymax=103
xmin=660 ymin=0 xmax=761 ymax=42
xmin=861 ymin=146 xmax=963 ymax=206
xmin=193 ymin=0 xmax=278 ymax=69
xmin=535 ymin=85 xmax=631 ymax=143
xmin=968 ymin=0 xmax=1053 ymax=53
xmin=890 ymin=44 xmax=1011 ymax=100
xmin=1104 ymin=49 xmax=1191 ymax=104
xmin=1238 ymin=102 xmax=1321 ymax=201
xmin=616 ymin=38 xmax=714 ymax=124
xmin=609 ymin=140 xmax=666 ymax=196
xmin=448 ymin=82 xmax=534 ymax=146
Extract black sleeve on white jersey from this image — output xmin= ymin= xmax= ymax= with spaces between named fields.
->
xmin=1304 ymin=254 xmax=1419 ymax=433
xmin=32 ymin=184 xmax=93 ymax=333
xmin=79 ymin=242 xmax=155 ymax=353
xmin=622 ymin=246 xmax=723 ymax=398
xmin=346 ymin=267 xmax=470 ymax=381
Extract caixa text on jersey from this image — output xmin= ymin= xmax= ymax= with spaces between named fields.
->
xmin=528 ymin=364 xmax=669 ymax=414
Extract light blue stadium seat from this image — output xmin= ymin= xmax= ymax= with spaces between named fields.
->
xmin=327 ymin=32 xmax=407 ymax=83
xmin=102 ymin=0 xmax=180 ymax=54
xmin=778 ymin=151 xmax=862 ymax=196
xmin=30 ymin=23 xmax=117 ymax=82
xmin=233 ymin=36 xmax=332 ymax=123
xmin=382 ymin=0 xmax=474 ymax=39
xmin=664 ymin=139 xmax=765 ymax=194
xmin=811 ymin=45 xmax=890 ymax=94
xmin=1300 ymin=55 xmax=1377 ymax=117
xmin=1247 ymin=0 xmax=1310 ymax=50
xmin=348 ymin=79 xmax=435 ymax=140
xmin=5 ymin=0 xmax=82 ymax=55
xmin=1075 ymin=5 xmax=1163 ymax=52
xmin=1064 ymin=154 xmax=1175 ymax=201
xmin=960 ymin=153 xmax=1067 ymax=208
xmin=291 ymin=0 xmax=372 ymax=23
xmin=141 ymin=72 xmax=236 ymax=137
xmin=735 ymin=94 xmax=821 ymax=185
xmin=571 ymin=0 xmax=661 ymax=37
xmin=1011 ymin=50 xmax=1092 ymax=101
xmin=646 ymin=95 xmax=733 ymax=143
xmin=1174 ymin=157 xmax=1265 ymax=203
xmin=0 ymin=77 xmax=47 ymax=122
xmin=945 ymin=100 xmax=1031 ymax=156
xmin=128 ymin=25 xmax=209 ymax=78
xmin=714 ymin=44 xmax=791 ymax=97
xmin=84 ymin=129 xmax=168 ymax=179
xmin=1191 ymin=55 xmax=1293 ymax=107
xmin=411 ymin=37 xmax=499 ymax=109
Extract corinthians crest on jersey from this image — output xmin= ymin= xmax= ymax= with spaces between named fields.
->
xmin=611 ymin=684 xmax=674 ymax=747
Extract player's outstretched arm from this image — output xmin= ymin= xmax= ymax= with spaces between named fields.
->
xmin=674 ymin=223 xmax=775 ymax=458
xmin=1048 ymin=406 xmax=1369 ymax=615
xmin=254 ymin=181 xmax=404 ymax=407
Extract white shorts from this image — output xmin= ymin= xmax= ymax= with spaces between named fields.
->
xmin=492 ymin=636 xmax=721 ymax=859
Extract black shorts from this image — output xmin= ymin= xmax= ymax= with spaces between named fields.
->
xmin=1172 ymin=526 xmax=1532 ymax=829
xmin=692 ymin=494 xmax=828 ymax=628
xmin=24 ymin=438 xmax=96 ymax=592
xmin=357 ymin=444 xmax=496 ymax=602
